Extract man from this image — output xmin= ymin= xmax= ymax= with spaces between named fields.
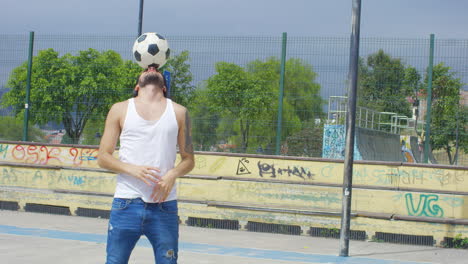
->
xmin=98 ymin=65 xmax=195 ymax=264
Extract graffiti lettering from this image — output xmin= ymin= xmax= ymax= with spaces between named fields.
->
xmin=236 ymin=158 xmax=251 ymax=175
xmin=405 ymin=193 xmax=444 ymax=217
xmin=372 ymin=169 xmax=400 ymax=185
xmin=320 ymin=164 xmax=338 ymax=178
xmin=40 ymin=145 xmax=61 ymax=165
xmin=400 ymin=169 xmax=425 ymax=185
xmin=194 ymin=156 xmax=207 ymax=169
xmin=322 ymin=125 xmax=346 ymax=159
xmin=438 ymin=173 xmax=464 ymax=186
xmin=0 ymin=144 xmax=9 ymax=159
xmin=12 ymin=145 xmax=25 ymax=160
xmin=1 ymin=167 xmax=19 ymax=184
xmin=69 ymin=148 xmax=80 ymax=165
xmin=11 ymin=144 xmax=62 ymax=165
xmin=79 ymin=155 xmax=98 ymax=161
xmin=70 ymin=148 xmax=97 ymax=165
xmin=278 ymin=166 xmax=313 ymax=180
xmin=258 ymin=162 xmax=276 ymax=178
xmin=26 ymin=145 xmax=39 ymax=163
xmin=32 ymin=170 xmax=43 ymax=184
xmin=209 ymin=157 xmax=226 ymax=173
xmin=257 ymin=161 xmax=314 ymax=180
xmin=67 ymin=175 xmax=85 ymax=185
xmin=441 ymin=196 xmax=464 ymax=208
xmin=47 ymin=170 xmax=68 ymax=185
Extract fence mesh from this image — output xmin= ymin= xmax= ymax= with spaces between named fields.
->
xmin=0 ymin=33 xmax=467 ymax=249
xmin=0 ymin=33 xmax=466 ymax=165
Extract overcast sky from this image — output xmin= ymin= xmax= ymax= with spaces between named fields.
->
xmin=1 ymin=0 xmax=468 ymax=38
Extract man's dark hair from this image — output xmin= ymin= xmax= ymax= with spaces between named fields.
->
xmin=133 ymin=68 xmax=168 ymax=98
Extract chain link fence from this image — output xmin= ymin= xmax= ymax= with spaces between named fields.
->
xmin=0 ymin=33 xmax=466 ymax=165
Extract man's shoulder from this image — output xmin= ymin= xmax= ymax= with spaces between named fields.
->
xmin=171 ymin=101 xmax=187 ymax=114
xmin=111 ymin=100 xmax=130 ymax=112
xmin=107 ymin=100 xmax=130 ymax=120
xmin=170 ymin=100 xmax=189 ymax=126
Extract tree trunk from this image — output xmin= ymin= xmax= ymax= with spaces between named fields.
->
xmin=240 ymin=119 xmax=247 ymax=152
xmin=446 ymin=144 xmax=453 ymax=165
xmin=245 ymin=120 xmax=250 ymax=151
xmin=453 ymin=111 xmax=460 ymax=165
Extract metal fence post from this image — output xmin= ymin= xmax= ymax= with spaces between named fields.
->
xmin=138 ymin=0 xmax=144 ymax=37
xmin=275 ymin=32 xmax=287 ymax=155
xmin=339 ymin=0 xmax=362 ymax=257
xmin=163 ymin=70 xmax=171 ymax=98
xmin=424 ymin=34 xmax=435 ymax=163
xmin=23 ymin=31 xmax=34 ymax=142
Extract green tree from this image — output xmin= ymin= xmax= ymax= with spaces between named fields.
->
xmin=206 ymin=62 xmax=272 ymax=152
xmin=285 ymin=121 xmax=324 ymax=157
xmin=80 ymin=117 xmax=104 ymax=145
xmin=402 ymin=66 xmax=423 ymax=135
xmin=247 ymin=57 xmax=323 ymax=122
xmin=162 ymin=50 xmax=195 ymax=107
xmin=403 ymin=66 xmax=422 ymax=96
xmin=3 ymin=48 xmax=140 ymax=144
xmin=189 ymin=88 xmax=221 ymax=151
xmin=423 ymin=63 xmax=467 ymax=165
xmin=358 ymin=50 xmax=412 ymax=117
xmin=0 ymin=116 xmax=44 ymax=142
xmin=246 ymin=57 xmax=322 ymax=154
xmin=203 ymin=58 xmax=323 ymax=155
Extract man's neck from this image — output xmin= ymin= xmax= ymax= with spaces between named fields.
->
xmin=136 ymin=86 xmax=165 ymax=103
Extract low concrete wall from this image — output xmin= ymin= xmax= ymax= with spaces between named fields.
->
xmin=1 ymin=141 xmax=467 ymax=246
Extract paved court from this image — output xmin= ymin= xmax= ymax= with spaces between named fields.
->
xmin=1 ymin=210 xmax=467 ymax=264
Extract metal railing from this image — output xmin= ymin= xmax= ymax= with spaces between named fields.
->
xmin=327 ymin=96 xmax=424 ymax=134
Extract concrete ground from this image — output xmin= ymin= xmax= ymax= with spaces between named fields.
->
xmin=1 ymin=210 xmax=467 ymax=264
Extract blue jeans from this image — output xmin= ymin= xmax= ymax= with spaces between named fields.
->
xmin=106 ymin=198 xmax=179 ymax=264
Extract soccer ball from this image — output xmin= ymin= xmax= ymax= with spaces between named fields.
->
xmin=132 ymin=32 xmax=170 ymax=69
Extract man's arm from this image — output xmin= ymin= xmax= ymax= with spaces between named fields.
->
xmin=97 ymin=102 xmax=160 ymax=186
xmin=173 ymin=107 xmax=196 ymax=176
xmin=152 ymin=106 xmax=195 ymax=202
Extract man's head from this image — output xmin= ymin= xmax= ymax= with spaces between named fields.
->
xmin=133 ymin=65 xmax=167 ymax=97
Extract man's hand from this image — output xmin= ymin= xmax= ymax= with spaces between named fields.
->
xmin=151 ymin=172 xmax=177 ymax=202
xmin=125 ymin=164 xmax=162 ymax=186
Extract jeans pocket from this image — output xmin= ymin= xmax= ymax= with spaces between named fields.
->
xmin=111 ymin=198 xmax=132 ymax=211
xmin=159 ymin=200 xmax=178 ymax=214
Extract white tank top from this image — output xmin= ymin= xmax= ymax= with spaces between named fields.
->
xmin=114 ymin=98 xmax=178 ymax=202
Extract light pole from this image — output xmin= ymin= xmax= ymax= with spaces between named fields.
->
xmin=339 ymin=0 xmax=362 ymax=257
xmin=138 ymin=0 xmax=144 ymax=37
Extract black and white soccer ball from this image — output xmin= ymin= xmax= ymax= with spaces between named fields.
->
xmin=132 ymin=32 xmax=170 ymax=69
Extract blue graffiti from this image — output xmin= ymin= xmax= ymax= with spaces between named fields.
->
xmin=67 ymin=176 xmax=85 ymax=185
xmin=405 ymin=193 xmax=444 ymax=217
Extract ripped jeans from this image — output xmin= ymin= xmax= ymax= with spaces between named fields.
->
xmin=106 ymin=198 xmax=179 ymax=264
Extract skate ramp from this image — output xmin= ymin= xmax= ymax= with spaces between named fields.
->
xmin=355 ymin=127 xmax=403 ymax=162
xmin=322 ymin=125 xmax=434 ymax=163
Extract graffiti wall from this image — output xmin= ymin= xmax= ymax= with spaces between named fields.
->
xmin=1 ymin=142 xmax=468 ymax=243
xmin=0 ymin=142 xmax=466 ymax=192
xmin=0 ymin=143 xmax=101 ymax=168
xmin=322 ymin=124 xmax=362 ymax=160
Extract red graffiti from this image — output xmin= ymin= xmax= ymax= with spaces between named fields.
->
xmin=39 ymin=145 xmax=61 ymax=165
xmin=69 ymin=148 xmax=80 ymax=165
xmin=26 ymin=145 xmax=39 ymax=163
xmin=69 ymin=148 xmax=98 ymax=166
xmin=11 ymin=145 xmax=25 ymax=161
xmin=11 ymin=144 xmax=62 ymax=165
